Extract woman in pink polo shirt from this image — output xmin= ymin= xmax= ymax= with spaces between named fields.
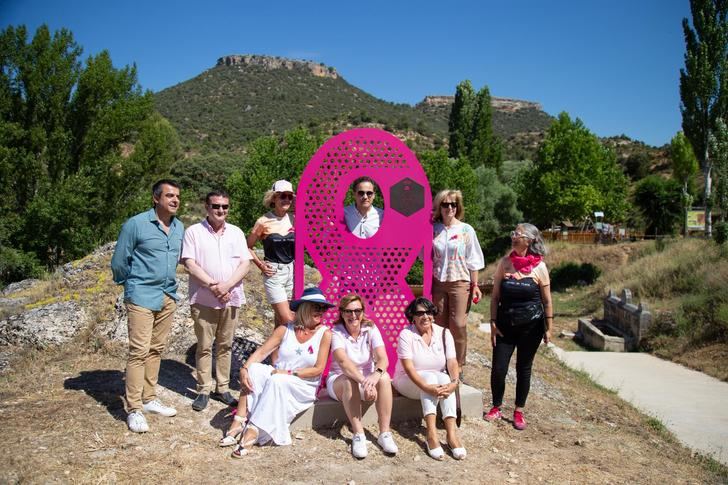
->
xmin=393 ymin=297 xmax=465 ymax=460
xmin=327 ymin=294 xmax=397 ymax=459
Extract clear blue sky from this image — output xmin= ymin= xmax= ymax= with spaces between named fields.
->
xmin=2 ymin=0 xmax=691 ymax=147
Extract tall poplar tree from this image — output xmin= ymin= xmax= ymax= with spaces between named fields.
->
xmin=670 ymin=132 xmax=699 ymax=235
xmin=679 ymin=0 xmax=728 ymax=237
xmin=469 ymin=86 xmax=502 ymax=171
xmin=448 ymin=80 xmax=475 ymax=158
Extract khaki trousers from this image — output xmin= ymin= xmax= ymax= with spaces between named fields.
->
xmin=432 ymin=279 xmax=470 ymax=366
xmin=125 ymin=295 xmax=176 ymax=411
xmin=190 ymin=304 xmax=239 ymax=394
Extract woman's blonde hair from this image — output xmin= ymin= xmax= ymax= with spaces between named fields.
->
xmin=295 ymin=302 xmax=318 ymax=329
xmin=335 ymin=293 xmax=374 ymax=327
xmin=432 ymin=189 xmax=464 ymax=222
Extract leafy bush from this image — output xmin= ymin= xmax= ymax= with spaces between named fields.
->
xmin=550 ymin=262 xmax=601 ymax=291
xmin=0 ymin=246 xmax=43 ymax=287
xmin=713 ymin=221 xmax=728 ymax=245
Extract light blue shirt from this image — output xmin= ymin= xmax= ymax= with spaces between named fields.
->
xmin=111 ymin=208 xmax=184 ymax=311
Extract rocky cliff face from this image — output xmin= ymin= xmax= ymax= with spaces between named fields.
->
xmin=418 ymin=95 xmax=542 ymax=112
xmin=216 ymin=54 xmax=339 ymax=79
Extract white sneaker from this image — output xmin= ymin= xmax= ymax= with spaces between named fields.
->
xmin=127 ymin=410 xmax=149 ymax=433
xmin=351 ymin=433 xmax=368 ymax=459
xmin=142 ymin=399 xmax=177 ymax=417
xmin=377 ymin=431 xmax=398 ymax=454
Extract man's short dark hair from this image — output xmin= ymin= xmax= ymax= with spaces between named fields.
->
xmin=152 ymin=179 xmax=180 ymax=199
xmin=351 ymin=176 xmax=376 ymax=192
xmin=205 ymin=190 xmax=229 ymax=205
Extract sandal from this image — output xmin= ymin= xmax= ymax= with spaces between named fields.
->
xmin=219 ymin=415 xmax=247 ymax=447
xmin=230 ymin=424 xmax=258 ymax=459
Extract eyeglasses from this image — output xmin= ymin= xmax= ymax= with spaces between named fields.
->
xmin=357 ymin=190 xmax=374 ymax=198
xmin=510 ymin=231 xmax=531 ymax=239
xmin=412 ymin=309 xmax=436 ymax=317
xmin=278 ymin=193 xmax=294 ymax=201
xmin=440 ymin=202 xmax=458 ymax=209
xmin=209 ymin=204 xmax=229 ymax=210
xmin=340 ymin=308 xmax=363 ymax=316
xmin=312 ymin=304 xmax=330 ymax=312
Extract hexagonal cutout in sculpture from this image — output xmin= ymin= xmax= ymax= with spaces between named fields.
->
xmin=390 ymin=177 xmax=424 ymax=217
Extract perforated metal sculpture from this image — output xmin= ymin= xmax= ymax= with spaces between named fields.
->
xmin=294 ymin=128 xmax=432 ymax=375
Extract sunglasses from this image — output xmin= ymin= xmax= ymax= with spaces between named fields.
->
xmin=357 ymin=190 xmax=374 ymax=198
xmin=312 ymin=304 xmax=330 ymax=312
xmin=412 ymin=309 xmax=436 ymax=317
xmin=440 ymin=202 xmax=458 ymax=209
xmin=209 ymin=204 xmax=229 ymax=210
xmin=278 ymin=193 xmax=294 ymax=201
xmin=340 ymin=308 xmax=363 ymax=316
xmin=510 ymin=231 xmax=531 ymax=239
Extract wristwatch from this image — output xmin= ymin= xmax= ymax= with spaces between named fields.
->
xmin=375 ymin=367 xmax=384 ymax=374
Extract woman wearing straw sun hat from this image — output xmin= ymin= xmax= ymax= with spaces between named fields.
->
xmin=219 ymin=287 xmax=333 ymax=457
xmin=247 ymin=180 xmax=297 ymax=327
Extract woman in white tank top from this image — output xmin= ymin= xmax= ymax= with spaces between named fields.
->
xmin=219 ymin=288 xmax=333 ymax=456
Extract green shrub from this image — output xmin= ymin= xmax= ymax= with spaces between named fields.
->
xmin=551 ymin=262 xmax=601 ymax=291
xmin=0 ymin=246 xmax=44 ymax=287
xmin=713 ymin=221 xmax=728 ymax=245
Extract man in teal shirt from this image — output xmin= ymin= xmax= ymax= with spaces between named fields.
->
xmin=111 ymin=179 xmax=184 ymax=433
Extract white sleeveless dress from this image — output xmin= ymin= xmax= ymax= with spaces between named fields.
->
xmin=246 ymin=324 xmax=327 ymax=445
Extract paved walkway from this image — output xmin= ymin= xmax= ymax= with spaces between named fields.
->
xmin=549 ymin=345 xmax=728 ymax=465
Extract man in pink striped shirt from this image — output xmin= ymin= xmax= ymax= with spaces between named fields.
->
xmin=182 ymin=190 xmax=252 ymax=411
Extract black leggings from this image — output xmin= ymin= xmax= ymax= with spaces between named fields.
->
xmin=490 ymin=320 xmax=544 ymax=408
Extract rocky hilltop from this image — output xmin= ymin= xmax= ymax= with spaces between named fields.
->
xmin=417 ymin=95 xmax=543 ymax=112
xmin=216 ymin=54 xmax=339 ymax=79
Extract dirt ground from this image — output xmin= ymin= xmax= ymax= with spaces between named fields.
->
xmin=1 ymin=315 xmax=726 ymax=485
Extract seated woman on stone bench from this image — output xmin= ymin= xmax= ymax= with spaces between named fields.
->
xmin=219 ymin=287 xmax=332 ymax=457
xmin=327 ymin=294 xmax=398 ymax=459
xmin=393 ymin=297 xmax=465 ymax=460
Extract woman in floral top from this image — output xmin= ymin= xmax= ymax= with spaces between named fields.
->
xmin=431 ymin=189 xmax=484 ymax=371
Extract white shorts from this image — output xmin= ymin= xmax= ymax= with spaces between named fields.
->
xmin=263 ymin=261 xmax=294 ymax=305
xmin=326 ymin=373 xmax=367 ymax=401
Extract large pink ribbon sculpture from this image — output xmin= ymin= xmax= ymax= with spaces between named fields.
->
xmin=295 ymin=128 xmax=432 ymax=374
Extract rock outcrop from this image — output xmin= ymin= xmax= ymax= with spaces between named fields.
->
xmin=216 ymin=54 xmax=339 ymax=79
xmin=417 ymin=95 xmax=542 ymax=112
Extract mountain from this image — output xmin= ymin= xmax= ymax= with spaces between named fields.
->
xmin=153 ymin=55 xmax=554 ymax=155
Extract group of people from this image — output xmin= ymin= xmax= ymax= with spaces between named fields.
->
xmin=110 ymin=177 xmax=552 ymax=460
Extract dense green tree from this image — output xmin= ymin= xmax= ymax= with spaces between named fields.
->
xmin=448 ymin=80 xmax=475 ymax=158
xmin=670 ymin=131 xmax=700 ymax=235
xmin=469 ymin=86 xmax=503 ymax=171
xmin=226 ymin=127 xmax=324 ymax=232
xmin=679 ymin=0 xmax=728 ymax=236
xmin=419 ymin=148 xmax=519 ymax=260
xmin=0 ymin=24 xmax=179 ymax=282
xmin=634 ymin=176 xmax=683 ymax=236
xmin=710 ymin=118 xmax=728 ymax=222
xmin=519 ymin=112 xmax=630 ymax=227
xmin=624 ymin=151 xmax=652 ymax=180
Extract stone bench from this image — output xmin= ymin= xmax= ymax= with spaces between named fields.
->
xmin=290 ymin=384 xmax=483 ymax=430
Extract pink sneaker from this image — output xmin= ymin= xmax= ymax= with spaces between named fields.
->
xmin=513 ymin=410 xmax=527 ymax=430
xmin=484 ymin=406 xmax=502 ymax=422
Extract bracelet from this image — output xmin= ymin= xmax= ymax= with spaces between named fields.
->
xmin=470 ymin=281 xmax=477 ymax=288
xmin=287 ymin=369 xmax=292 ymax=375
xmin=546 ymin=316 xmax=554 ymax=319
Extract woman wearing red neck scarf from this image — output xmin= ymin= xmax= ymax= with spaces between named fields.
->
xmin=484 ymin=223 xmax=553 ymax=431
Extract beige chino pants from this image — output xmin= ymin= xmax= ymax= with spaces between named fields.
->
xmin=432 ymin=279 xmax=470 ymax=366
xmin=191 ymin=304 xmax=239 ymax=395
xmin=125 ymin=295 xmax=176 ymax=411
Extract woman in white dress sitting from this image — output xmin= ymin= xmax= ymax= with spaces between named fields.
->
xmin=393 ymin=297 xmax=465 ymax=460
xmin=220 ymin=287 xmax=333 ymax=457
xmin=327 ymin=293 xmax=398 ymax=459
